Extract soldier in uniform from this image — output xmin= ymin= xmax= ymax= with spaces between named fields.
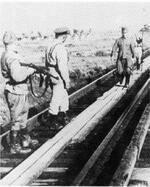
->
xmin=111 ymin=27 xmax=135 ymax=88
xmin=135 ymin=35 xmax=142 ymax=71
xmin=1 ymin=31 xmax=38 ymax=154
xmin=45 ymin=27 xmax=70 ymax=130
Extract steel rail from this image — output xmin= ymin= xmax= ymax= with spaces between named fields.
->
xmin=72 ymin=78 xmax=150 ymax=186
xmin=1 ymin=48 xmax=150 ymax=139
xmin=0 ymin=49 xmax=149 ymax=186
xmin=110 ymin=103 xmax=150 ymax=186
xmin=0 ymin=68 xmax=115 ymax=140
xmin=0 ymin=63 xmax=149 ymax=186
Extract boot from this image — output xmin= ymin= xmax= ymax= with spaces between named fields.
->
xmin=47 ymin=113 xmax=58 ymax=130
xmin=20 ymin=128 xmax=39 ymax=149
xmin=119 ymin=74 xmax=124 ymax=85
xmin=39 ymin=111 xmax=49 ymax=126
xmin=57 ymin=112 xmax=68 ymax=130
xmin=10 ymin=130 xmax=31 ymax=154
xmin=124 ymin=74 xmax=130 ymax=88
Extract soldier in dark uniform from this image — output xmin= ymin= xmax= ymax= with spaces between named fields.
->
xmin=111 ymin=27 xmax=135 ymax=88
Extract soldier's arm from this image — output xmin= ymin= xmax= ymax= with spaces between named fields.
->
xmin=130 ymin=40 xmax=135 ymax=58
xmin=9 ymin=57 xmax=34 ymax=82
xmin=111 ymin=39 xmax=118 ymax=57
xmin=56 ymin=46 xmax=70 ymax=89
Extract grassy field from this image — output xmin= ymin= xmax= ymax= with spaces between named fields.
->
xmin=0 ymin=30 xmax=150 ymax=125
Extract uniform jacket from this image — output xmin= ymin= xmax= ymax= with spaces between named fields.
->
xmin=1 ymin=50 xmax=33 ymax=95
xmin=45 ymin=40 xmax=69 ymax=88
xmin=111 ymin=36 xmax=135 ymax=61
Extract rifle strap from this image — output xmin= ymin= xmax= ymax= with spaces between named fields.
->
xmin=46 ymin=43 xmax=66 ymax=87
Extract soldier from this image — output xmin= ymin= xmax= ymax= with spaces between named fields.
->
xmin=135 ymin=35 xmax=142 ymax=71
xmin=1 ymin=31 xmax=38 ymax=154
xmin=45 ymin=27 xmax=70 ymax=130
xmin=111 ymin=27 xmax=135 ymax=88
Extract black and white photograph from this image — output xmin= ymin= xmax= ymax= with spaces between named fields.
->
xmin=0 ymin=0 xmax=150 ymax=186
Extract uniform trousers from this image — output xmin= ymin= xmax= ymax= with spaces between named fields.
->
xmin=117 ymin=58 xmax=133 ymax=85
xmin=49 ymin=83 xmax=69 ymax=115
xmin=5 ymin=90 xmax=28 ymax=131
xmin=135 ymin=47 xmax=142 ymax=70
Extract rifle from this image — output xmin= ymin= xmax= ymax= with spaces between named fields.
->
xmin=20 ymin=63 xmax=59 ymax=98
xmin=20 ymin=62 xmax=59 ymax=80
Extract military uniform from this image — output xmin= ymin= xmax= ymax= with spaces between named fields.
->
xmin=135 ymin=38 xmax=142 ymax=70
xmin=1 ymin=50 xmax=34 ymax=130
xmin=1 ymin=31 xmax=38 ymax=154
xmin=45 ymin=27 xmax=70 ymax=129
xmin=111 ymin=28 xmax=135 ymax=87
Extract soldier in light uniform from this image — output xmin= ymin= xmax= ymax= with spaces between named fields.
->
xmin=111 ymin=27 xmax=135 ymax=88
xmin=45 ymin=27 xmax=70 ymax=130
xmin=1 ymin=31 xmax=38 ymax=154
xmin=135 ymin=36 xmax=142 ymax=71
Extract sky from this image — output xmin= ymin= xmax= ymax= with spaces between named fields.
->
xmin=0 ymin=1 xmax=150 ymax=35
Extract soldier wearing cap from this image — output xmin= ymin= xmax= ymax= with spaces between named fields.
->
xmin=45 ymin=27 xmax=70 ymax=130
xmin=135 ymin=34 xmax=143 ymax=71
xmin=111 ymin=27 xmax=135 ymax=88
xmin=1 ymin=31 xmax=38 ymax=154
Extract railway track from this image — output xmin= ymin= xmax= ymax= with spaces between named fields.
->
xmin=0 ymin=67 xmax=117 ymax=178
xmin=0 ymin=67 xmax=116 ymax=147
xmin=0 ymin=71 xmax=149 ymax=186
xmin=110 ymin=103 xmax=150 ymax=186
xmin=0 ymin=50 xmax=150 ymax=186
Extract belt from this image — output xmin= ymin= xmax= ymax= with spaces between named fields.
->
xmin=46 ymin=64 xmax=56 ymax=68
xmin=6 ymin=79 xmax=27 ymax=86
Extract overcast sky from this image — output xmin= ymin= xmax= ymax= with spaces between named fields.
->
xmin=0 ymin=1 xmax=150 ymax=35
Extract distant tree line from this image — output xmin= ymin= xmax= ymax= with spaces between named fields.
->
xmin=16 ymin=28 xmax=92 ymax=41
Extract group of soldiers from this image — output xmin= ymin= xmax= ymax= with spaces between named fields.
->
xmin=1 ymin=27 xmax=70 ymax=154
xmin=0 ymin=26 xmax=142 ymax=154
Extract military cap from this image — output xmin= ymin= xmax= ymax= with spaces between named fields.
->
xmin=54 ymin=27 xmax=70 ymax=35
xmin=3 ymin=31 xmax=16 ymax=45
xmin=121 ymin=27 xmax=128 ymax=32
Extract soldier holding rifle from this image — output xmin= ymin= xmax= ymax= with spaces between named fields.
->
xmin=1 ymin=31 xmax=38 ymax=154
xmin=111 ymin=27 xmax=135 ymax=88
xmin=45 ymin=27 xmax=70 ymax=130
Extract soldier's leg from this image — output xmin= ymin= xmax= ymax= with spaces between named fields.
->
xmin=48 ymin=84 xmax=63 ymax=128
xmin=121 ymin=59 xmax=127 ymax=85
xmin=119 ymin=73 xmax=124 ymax=84
xmin=6 ymin=92 xmax=31 ymax=154
xmin=137 ymin=57 xmax=140 ymax=70
xmin=58 ymin=89 xmax=69 ymax=128
xmin=117 ymin=60 xmax=124 ymax=84
xmin=60 ymin=89 xmax=69 ymax=114
xmin=18 ymin=95 xmax=39 ymax=148
xmin=125 ymin=73 xmax=130 ymax=86
xmin=124 ymin=67 xmax=131 ymax=87
xmin=139 ymin=56 xmax=142 ymax=71
xmin=122 ymin=59 xmax=127 ymax=87
xmin=49 ymin=84 xmax=62 ymax=115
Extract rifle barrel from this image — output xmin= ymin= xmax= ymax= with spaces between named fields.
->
xmin=20 ymin=63 xmax=59 ymax=80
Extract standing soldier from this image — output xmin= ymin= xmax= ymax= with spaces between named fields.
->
xmin=111 ymin=27 xmax=135 ymax=88
xmin=135 ymin=35 xmax=142 ymax=71
xmin=45 ymin=27 xmax=70 ymax=130
xmin=1 ymin=31 xmax=38 ymax=154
